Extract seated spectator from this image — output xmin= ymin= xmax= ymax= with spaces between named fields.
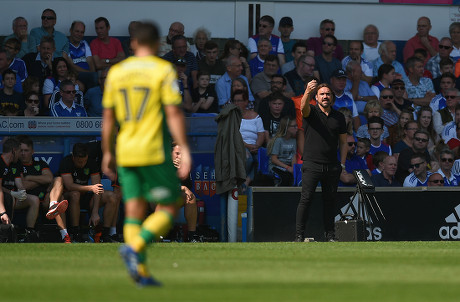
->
xmin=404 ymin=56 xmax=436 ymax=107
xmin=163 ymin=35 xmax=198 ymax=88
xmin=260 ymin=92 xmax=288 ymax=140
xmin=307 ymin=19 xmax=344 ymax=60
xmin=441 ymin=103 xmax=460 ymax=152
xmin=367 ymin=116 xmax=392 ymax=155
xmin=0 ymin=49 xmax=22 ymax=93
xmin=221 ymin=39 xmax=251 ymax=80
xmin=20 ymin=92 xmax=42 ymax=116
xmin=344 ymin=60 xmax=377 ymax=114
xmin=3 ymin=38 xmax=28 ymax=83
xmin=371 ymin=64 xmax=395 ymax=98
xmin=173 ymin=57 xmax=193 ymax=112
xmin=392 ymin=120 xmax=419 ymax=155
xmin=341 ymin=40 xmax=373 ymax=84
xmin=387 ymin=108 xmax=414 ymax=148
xmin=436 ymin=149 xmax=459 ymax=186
xmin=339 ymin=135 xmax=369 ymax=187
xmin=338 ymin=107 xmax=354 ymax=137
xmin=216 ymin=55 xmax=254 ymax=107
xmin=190 ymin=27 xmax=210 ymax=62
xmin=22 ymin=36 xmax=54 ymax=88
xmin=371 ymin=155 xmax=401 ymax=187
xmin=315 ymin=34 xmax=341 ymax=84
xmin=158 ymin=21 xmax=190 ymax=57
xmin=396 ymin=129 xmax=433 ymax=183
xmin=449 ymin=22 xmax=460 ymax=62
xmin=249 ymin=37 xmax=272 ymax=77
xmin=426 ymin=37 xmax=453 ymax=79
xmin=356 ymin=100 xmax=390 ymax=141
xmin=433 ymin=59 xmax=459 ymax=94
xmin=232 ymin=89 xmax=265 ymax=191
xmin=191 ymin=70 xmax=218 ymax=114
xmin=403 ymin=153 xmax=432 ymax=187
xmin=413 ymin=48 xmax=433 ymax=78
xmin=371 ymin=151 xmax=388 ymax=174
xmin=330 ymin=69 xmax=360 ymax=130
xmin=417 ymin=106 xmax=440 ymax=155
xmin=3 ymin=16 xmax=34 ymax=58
xmin=430 ymin=72 xmax=456 ymax=113
xmin=248 ymin=15 xmax=285 ymax=66
xmin=278 ymin=17 xmax=296 ymax=63
xmin=403 ymin=17 xmax=439 ymax=63
xmin=427 ymin=172 xmax=446 ymax=187
xmin=58 ymin=143 xmax=120 ymax=242
xmin=267 ymin=116 xmax=297 ymax=186
xmin=433 ymin=87 xmax=459 ymax=135
xmin=29 ymin=9 xmax=68 ymax=58
xmin=22 ymin=76 xmax=40 ymax=96
xmin=362 ymin=24 xmax=381 ymax=62
xmin=121 ymin=21 xmax=140 ymax=57
xmin=391 ymin=79 xmax=413 ymax=112
xmin=198 ymin=41 xmax=226 ymax=86
xmin=372 ymin=41 xmax=407 ymax=81
xmin=258 ymin=74 xmax=296 ymax=118
xmin=281 ymin=41 xmax=308 ymax=75
xmin=49 ymin=80 xmax=87 ymax=117
xmin=84 ymin=68 xmax=108 ymax=117
xmin=0 ymin=69 xmax=23 ymax=113
xmin=285 ymin=54 xmax=316 ymax=96
xmin=90 ymin=17 xmax=126 ymax=71
xmin=379 ymin=88 xmax=400 ymax=127
xmin=356 ymin=137 xmax=371 ymax=169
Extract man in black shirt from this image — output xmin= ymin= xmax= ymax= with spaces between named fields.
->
xmin=296 ymin=80 xmax=347 ymax=242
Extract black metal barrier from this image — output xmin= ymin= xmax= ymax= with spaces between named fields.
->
xmin=247 ymin=187 xmax=460 ymax=242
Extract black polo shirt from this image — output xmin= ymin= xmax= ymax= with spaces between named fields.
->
xmin=302 ymin=104 xmax=346 ymax=164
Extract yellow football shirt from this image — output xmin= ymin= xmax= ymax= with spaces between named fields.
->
xmin=102 ymin=56 xmax=181 ymax=167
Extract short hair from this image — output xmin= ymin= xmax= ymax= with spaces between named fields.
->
xmin=411 ymin=152 xmax=427 ymax=162
xmin=193 ymin=27 xmax=211 ymax=41
xmin=455 ymin=103 xmax=460 ymax=113
xmin=363 ymin=24 xmax=379 ymax=36
xmin=270 ymin=91 xmax=285 ymax=103
xmin=373 ymin=151 xmax=389 ymax=167
xmin=265 ymin=54 xmax=279 ymax=66
xmin=406 ymin=56 xmax=423 ymax=71
xmin=271 ymin=74 xmax=286 ymax=86
xmin=72 ymin=143 xmax=88 ymax=157
xmin=59 ymin=79 xmax=75 ymax=90
xmin=42 ymin=8 xmax=56 ymax=18
xmin=70 ymin=20 xmax=85 ymax=31
xmin=4 ymin=38 xmax=21 ymax=51
xmin=345 ymin=60 xmax=360 ymax=74
xmin=380 ymin=87 xmax=393 ymax=96
xmin=363 ymin=100 xmax=383 ymax=117
xmin=2 ymin=69 xmax=16 ymax=81
xmin=204 ymin=40 xmax=218 ymax=51
xmin=440 ymin=149 xmax=454 ymax=158
xmin=231 ymin=89 xmax=248 ymax=103
xmin=12 ymin=16 xmax=27 ymax=28
xmin=414 ymin=48 xmax=428 ymax=58
xmin=315 ymin=83 xmax=335 ymax=103
xmin=349 ymin=40 xmax=364 ymax=51
xmin=16 ymin=135 xmax=33 ymax=149
xmin=449 ymin=22 xmax=460 ymax=35
xmin=323 ymin=34 xmax=337 ymax=46
xmin=171 ymin=35 xmax=187 ymax=47
xmin=439 ymin=57 xmax=454 ymax=68
xmin=377 ymin=64 xmax=395 ymax=80
xmin=95 ymin=17 xmax=110 ymax=28
xmin=378 ymin=41 xmax=394 ymax=57
xmin=414 ymin=129 xmax=429 ymax=139
xmin=259 ymin=15 xmax=275 ymax=27
xmin=367 ymin=116 xmax=384 ymax=128
xmin=440 ymin=72 xmax=456 ymax=83
xmin=404 ymin=120 xmax=418 ymax=130
xmin=320 ymin=19 xmax=335 ymax=30
xmin=358 ymin=137 xmax=371 ymax=149
xmin=3 ymin=137 xmax=20 ymax=153
xmin=257 ymin=37 xmax=271 ymax=47
xmin=133 ymin=21 xmax=160 ymax=48
xmin=40 ymin=35 xmax=55 ymax=47
xmin=292 ymin=41 xmax=307 ymax=53
xmin=197 ymin=70 xmax=210 ymax=79
xmin=225 ymin=55 xmax=239 ymax=67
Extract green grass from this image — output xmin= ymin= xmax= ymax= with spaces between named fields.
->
xmin=1 ymin=242 xmax=459 ymax=302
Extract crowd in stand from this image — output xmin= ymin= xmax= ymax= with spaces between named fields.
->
xmin=2 ymin=8 xmax=460 ymax=242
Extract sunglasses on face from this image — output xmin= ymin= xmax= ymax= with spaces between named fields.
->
xmin=429 ymin=179 xmax=444 ymax=184
xmin=61 ymin=90 xmax=77 ymax=95
xmin=381 ymin=95 xmax=394 ymax=99
xmin=324 ymin=28 xmax=335 ymax=31
xmin=368 ymin=127 xmax=383 ymax=131
xmin=414 ymin=137 xmax=429 ymax=143
xmin=322 ymin=42 xmax=334 ymax=46
xmin=348 ymin=142 xmax=357 ymax=146
xmin=441 ymin=158 xmax=454 ymax=163
xmin=445 ymin=95 xmax=457 ymax=100
xmin=410 ymin=161 xmax=425 ymax=169
xmin=393 ymin=86 xmax=405 ymax=90
xmin=439 ymin=45 xmax=452 ymax=50
xmin=41 ymin=16 xmax=55 ymax=20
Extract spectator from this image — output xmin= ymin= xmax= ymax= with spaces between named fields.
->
xmin=49 ymin=80 xmax=87 ymax=117
xmin=356 ymin=137 xmax=371 ymax=168
xmin=449 ymin=22 xmax=460 ymax=62
xmin=413 ymin=48 xmax=433 ymax=79
xmin=307 ymin=19 xmax=344 ymax=60
xmin=221 ymin=40 xmax=251 ymax=79
xmin=315 ymin=34 xmax=341 ymax=84
xmin=403 ymin=17 xmax=439 ymax=63
xmin=330 ymin=69 xmax=360 ymax=130
xmin=267 ymin=116 xmax=297 ymax=186
xmin=260 ymin=91 xmax=288 ymax=140
xmin=426 ymin=37 xmax=453 ymax=79
xmin=338 ymin=107 xmax=354 ymax=137
xmin=371 ymin=64 xmax=395 ymax=99
xmin=163 ymin=35 xmax=198 ymax=88
xmin=285 ymin=54 xmax=316 ymax=96
xmin=433 ymin=87 xmax=459 ymax=135
xmin=372 ymin=41 xmax=407 ymax=81
xmin=84 ymin=68 xmax=108 ymax=117
xmin=3 ymin=16 xmax=34 ymax=58
xmin=29 ymin=8 xmax=68 ymax=58
xmin=341 ymin=40 xmax=373 ymax=84
xmin=339 ymin=135 xmax=369 ymax=187
xmin=356 ymin=100 xmax=389 ymax=141
xmin=367 ymin=116 xmax=392 ymax=155
xmin=0 ymin=49 xmax=22 ymax=93
xmin=396 ymin=129 xmax=432 ymax=183
xmin=3 ymin=38 xmax=28 ymax=83
xmin=90 ymin=17 xmax=126 ymax=71
xmin=392 ymin=120 xmax=419 ymax=155
xmin=278 ymin=17 xmax=296 ymax=63
xmin=433 ymin=59 xmax=458 ymax=94
xmin=121 ymin=21 xmax=141 ymax=57
xmin=158 ymin=21 xmax=190 ymax=57
xmin=191 ymin=70 xmax=218 ymax=114
xmin=379 ymin=88 xmax=400 ymax=127
xmin=258 ymin=74 xmax=296 ymax=118
xmin=371 ymin=155 xmax=401 ymax=187
xmin=198 ymin=41 xmax=226 ymax=86
xmin=371 ymin=151 xmax=388 ymax=174
xmin=0 ymin=69 xmax=23 ymax=113
xmin=391 ymin=79 xmax=413 ymax=112
xmin=190 ymin=27 xmax=210 ymax=62
xmin=417 ymin=106 xmax=439 ymax=154
xmin=441 ymin=103 xmax=460 ymax=152
xmin=404 ymin=56 xmax=435 ymax=107
xmin=362 ymin=24 xmax=381 ymax=62
xmin=403 ymin=153 xmax=432 ymax=187
xmin=248 ymin=15 xmax=285 ymax=66
xmin=427 ymin=172 xmax=445 ymax=187
xmin=436 ymin=149 xmax=458 ymax=186
xmin=59 ymin=143 xmax=120 ymax=242
xmin=387 ymin=108 xmax=414 ymax=148
xmin=249 ymin=37 xmax=272 ymax=77
xmin=20 ymin=91 xmax=42 ymax=116
xmin=281 ymin=41 xmax=308 ymax=75
xmin=344 ymin=60 xmax=377 ymax=114
xmin=22 ymin=36 xmax=54 ymax=88
xmin=173 ymin=57 xmax=193 ymax=112
xmin=430 ymin=72 xmax=456 ymax=113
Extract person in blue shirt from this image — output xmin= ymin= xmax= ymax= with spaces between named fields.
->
xmin=403 ymin=153 xmax=432 ymax=187
xmin=50 ymin=80 xmax=87 ymax=117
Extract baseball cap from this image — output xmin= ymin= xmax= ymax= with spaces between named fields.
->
xmin=279 ymin=17 xmax=293 ymax=27
xmin=331 ymin=69 xmax=347 ymax=78
xmin=174 ymin=57 xmax=187 ymax=65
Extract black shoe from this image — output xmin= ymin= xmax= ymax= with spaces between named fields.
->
xmin=188 ymin=234 xmax=203 ymax=243
xmin=325 ymin=231 xmax=337 ymax=242
xmin=70 ymin=233 xmax=83 ymax=243
xmin=22 ymin=229 xmax=39 ymax=243
xmin=294 ymin=235 xmax=305 ymax=242
xmin=101 ymin=234 xmax=120 ymax=243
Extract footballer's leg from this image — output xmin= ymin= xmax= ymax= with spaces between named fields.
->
xmin=46 ymin=177 xmax=68 ymax=220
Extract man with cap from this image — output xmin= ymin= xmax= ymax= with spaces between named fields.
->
xmin=248 ymin=15 xmax=286 ymax=66
xmin=174 ymin=56 xmax=192 ymax=112
xmin=163 ymin=35 xmax=198 ymax=88
xmin=330 ymin=68 xmax=360 ymax=130
xmin=278 ymin=17 xmax=296 ymax=63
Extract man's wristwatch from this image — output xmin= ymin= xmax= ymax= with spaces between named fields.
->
xmin=105 ymin=59 xmax=110 ymax=64
xmin=0 ymin=212 xmax=7 ymax=217
xmin=341 ymin=163 xmax=346 ymax=170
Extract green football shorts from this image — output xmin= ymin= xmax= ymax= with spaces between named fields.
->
xmin=118 ymin=162 xmax=181 ymax=205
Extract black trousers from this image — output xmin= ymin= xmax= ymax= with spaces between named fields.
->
xmin=296 ymin=161 xmax=341 ymax=236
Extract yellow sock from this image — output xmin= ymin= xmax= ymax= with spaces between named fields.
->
xmin=131 ymin=210 xmax=173 ymax=252
xmin=123 ymin=218 xmax=142 ymax=246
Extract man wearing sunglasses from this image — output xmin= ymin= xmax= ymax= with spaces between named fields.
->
xmin=403 ymin=153 xmax=432 ymax=187
xmin=339 ymin=135 xmax=369 ymax=187
xmin=306 ymin=19 xmax=344 ymax=60
xmin=49 ymin=80 xmax=87 ymax=117
xmin=391 ymin=79 xmax=413 ymax=112
xmin=379 ymin=88 xmax=400 ymax=127
xmin=433 ymin=87 xmax=459 ymax=135
xmin=427 ymin=173 xmax=445 ymax=187
xmin=248 ymin=15 xmax=286 ymax=66
xmin=436 ymin=149 xmax=458 ymax=186
xmin=396 ymin=129 xmax=432 ymax=183
xmin=29 ymin=8 xmax=68 ymax=58
xmin=426 ymin=37 xmax=453 ymax=79
xmin=403 ymin=17 xmax=439 ymax=63
xmin=315 ymin=35 xmax=341 ymax=84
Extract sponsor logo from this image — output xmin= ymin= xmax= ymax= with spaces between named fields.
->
xmin=150 ymin=187 xmax=171 ymax=201
xmin=28 ymin=120 xmax=37 ymax=129
xmin=439 ymin=204 xmax=460 ymax=240
xmin=193 ymin=164 xmax=216 ymax=197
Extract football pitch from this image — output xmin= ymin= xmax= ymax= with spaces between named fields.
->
xmin=1 ymin=241 xmax=459 ymax=302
